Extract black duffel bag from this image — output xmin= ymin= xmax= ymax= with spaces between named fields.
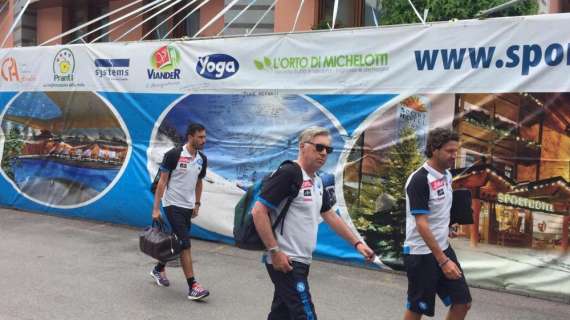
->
xmin=139 ymin=220 xmax=181 ymax=262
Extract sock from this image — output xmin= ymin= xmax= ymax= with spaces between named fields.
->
xmin=155 ymin=262 xmax=166 ymax=272
xmin=187 ymin=277 xmax=196 ymax=288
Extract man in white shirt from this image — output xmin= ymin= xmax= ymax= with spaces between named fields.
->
xmin=403 ymin=128 xmax=471 ymax=319
xmin=252 ymin=126 xmax=374 ymax=320
xmin=150 ymin=123 xmax=209 ymax=301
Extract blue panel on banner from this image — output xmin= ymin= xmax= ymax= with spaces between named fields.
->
xmin=191 ymin=224 xmax=235 ymax=245
xmin=315 ymin=222 xmax=364 ymax=265
xmin=308 ymin=94 xmax=397 ymax=137
xmin=0 ymin=92 xmax=18 ymax=112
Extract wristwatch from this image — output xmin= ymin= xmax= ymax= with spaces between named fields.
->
xmin=267 ymin=246 xmax=281 ymax=255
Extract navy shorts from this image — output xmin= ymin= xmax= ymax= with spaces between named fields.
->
xmin=164 ymin=205 xmax=193 ymax=249
xmin=265 ymin=262 xmax=317 ymax=320
xmin=404 ymin=246 xmax=472 ymax=317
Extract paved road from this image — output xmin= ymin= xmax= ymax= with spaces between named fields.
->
xmin=0 ymin=208 xmax=568 ymax=320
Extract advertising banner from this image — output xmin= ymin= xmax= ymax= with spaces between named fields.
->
xmin=1 ymin=14 xmax=569 ymax=300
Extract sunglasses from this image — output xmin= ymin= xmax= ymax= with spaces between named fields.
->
xmin=305 ymin=142 xmax=334 ymax=154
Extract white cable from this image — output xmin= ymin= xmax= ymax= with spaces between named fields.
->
xmin=73 ymin=0 xmax=168 ymax=44
xmin=331 ymin=0 xmax=339 ymax=30
xmin=291 ymin=0 xmax=305 ymax=32
xmin=115 ymin=0 xmax=184 ymax=42
xmin=407 ymin=0 xmax=426 ymax=24
xmin=141 ymin=0 xmax=200 ymax=40
xmin=78 ymin=0 xmax=167 ymax=44
xmin=162 ymin=0 xmax=210 ymax=39
xmin=371 ymin=5 xmax=379 ymax=27
xmin=246 ymin=0 xmax=279 ymax=36
xmin=193 ymin=0 xmax=240 ymax=38
xmin=90 ymin=0 xmax=167 ymax=44
xmin=40 ymin=0 xmax=152 ymax=46
xmin=217 ymin=0 xmax=257 ymax=36
xmin=1 ymin=0 xmax=31 ymax=48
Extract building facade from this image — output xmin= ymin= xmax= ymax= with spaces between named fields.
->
xmin=0 ymin=0 xmax=383 ymax=47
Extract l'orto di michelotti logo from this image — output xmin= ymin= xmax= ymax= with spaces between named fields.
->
xmin=253 ymin=53 xmax=389 ymax=73
xmin=53 ymin=48 xmax=75 ymax=81
xmin=147 ymin=45 xmax=181 ymax=80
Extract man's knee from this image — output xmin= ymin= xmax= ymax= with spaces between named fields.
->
xmin=451 ymin=303 xmax=471 ymax=313
xmin=180 ymin=239 xmax=191 ymax=250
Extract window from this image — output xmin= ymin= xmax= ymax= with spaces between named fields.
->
xmin=318 ymin=0 xmax=381 ymax=28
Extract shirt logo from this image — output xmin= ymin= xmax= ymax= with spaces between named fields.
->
xmin=304 ymin=189 xmax=312 ymax=197
xmin=437 ymin=188 xmax=445 ymax=196
xmin=430 ymin=179 xmax=445 ymax=190
xmin=179 ymin=156 xmax=191 ymax=164
xmin=301 ymin=180 xmax=313 ymax=189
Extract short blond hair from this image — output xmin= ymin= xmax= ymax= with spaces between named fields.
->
xmin=299 ymin=126 xmax=330 ymax=144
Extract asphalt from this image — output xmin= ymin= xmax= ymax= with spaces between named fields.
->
xmin=0 ymin=207 xmax=569 ymax=320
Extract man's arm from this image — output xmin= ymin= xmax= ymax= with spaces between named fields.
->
xmin=192 ymin=178 xmax=203 ymax=218
xmin=152 ymin=172 xmax=169 ymax=220
xmin=321 ymin=210 xmax=374 ymax=261
xmin=252 ymin=202 xmax=293 ymax=272
xmin=415 ymin=215 xmax=462 ymax=279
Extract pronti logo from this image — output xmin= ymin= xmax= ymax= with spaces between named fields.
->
xmin=147 ymin=45 xmax=181 ymax=80
xmin=197 ymin=54 xmax=239 ymax=79
xmin=1 ymin=57 xmax=19 ymax=81
xmin=53 ymin=48 xmax=75 ymax=82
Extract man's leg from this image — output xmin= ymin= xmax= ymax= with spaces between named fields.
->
xmin=445 ymin=303 xmax=470 ymax=320
xmin=180 ymin=248 xmax=194 ymax=278
xmin=165 ymin=206 xmax=209 ymax=300
xmin=403 ymin=254 xmax=438 ymax=318
xmin=403 ymin=309 xmax=422 ymax=320
xmin=438 ymin=247 xmax=472 ymax=320
xmin=265 ymin=262 xmax=316 ymax=320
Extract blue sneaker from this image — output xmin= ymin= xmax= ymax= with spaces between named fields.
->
xmin=188 ymin=281 xmax=209 ymax=301
xmin=150 ymin=268 xmax=170 ymax=287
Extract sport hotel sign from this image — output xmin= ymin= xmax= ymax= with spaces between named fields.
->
xmin=497 ymin=193 xmax=554 ymax=213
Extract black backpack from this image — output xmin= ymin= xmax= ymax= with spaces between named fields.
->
xmin=150 ymin=146 xmax=206 ymax=193
xmin=233 ymin=161 xmax=303 ymax=250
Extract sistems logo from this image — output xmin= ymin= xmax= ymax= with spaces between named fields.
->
xmin=196 ymin=54 xmax=239 ymax=80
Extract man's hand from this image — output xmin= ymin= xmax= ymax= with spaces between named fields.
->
xmin=272 ymin=251 xmax=293 ymax=273
xmin=192 ymin=204 xmax=200 ymax=218
xmin=441 ymin=259 xmax=462 ymax=280
xmin=449 ymin=224 xmax=459 ymax=238
xmin=152 ymin=208 xmax=161 ymax=221
xmin=356 ymin=242 xmax=375 ymax=262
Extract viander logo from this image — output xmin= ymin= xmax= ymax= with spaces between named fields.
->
xmin=53 ymin=48 xmax=75 ymax=82
xmin=147 ymin=45 xmax=181 ymax=80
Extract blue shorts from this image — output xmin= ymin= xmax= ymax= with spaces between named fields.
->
xmin=404 ymin=246 xmax=472 ymax=317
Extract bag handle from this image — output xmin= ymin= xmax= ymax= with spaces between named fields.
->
xmin=152 ymin=218 xmax=165 ymax=231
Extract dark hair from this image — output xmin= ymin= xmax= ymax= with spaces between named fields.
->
xmin=424 ymin=128 xmax=459 ymax=158
xmin=186 ymin=123 xmax=205 ymax=137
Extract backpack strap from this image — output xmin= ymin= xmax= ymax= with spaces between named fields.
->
xmin=271 ymin=160 xmax=303 ymax=235
xmin=165 ymin=146 xmax=183 ymax=187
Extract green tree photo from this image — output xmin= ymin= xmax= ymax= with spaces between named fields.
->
xmin=380 ymin=0 xmax=538 ymax=25
xmin=353 ymin=125 xmax=424 ymax=262
xmin=1 ymin=127 xmax=25 ymax=181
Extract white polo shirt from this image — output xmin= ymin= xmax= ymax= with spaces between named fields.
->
xmin=161 ymin=145 xmax=206 ymax=209
xmin=257 ymin=163 xmax=332 ymax=265
xmin=403 ymin=162 xmax=453 ymax=255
